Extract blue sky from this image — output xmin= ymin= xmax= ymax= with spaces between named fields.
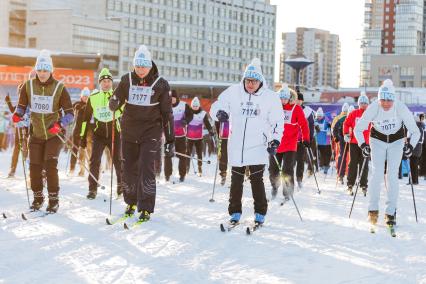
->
xmin=271 ymin=0 xmax=365 ymax=87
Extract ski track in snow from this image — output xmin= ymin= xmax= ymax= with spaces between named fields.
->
xmin=0 ymin=151 xmax=426 ymax=283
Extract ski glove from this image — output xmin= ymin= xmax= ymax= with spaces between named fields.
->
xmin=343 ymin=134 xmax=351 ymax=143
xmin=267 ymin=139 xmax=280 ymax=156
xmin=48 ymin=122 xmax=62 ymax=135
xmin=216 ymin=110 xmax=229 ymax=122
xmin=164 ymin=142 xmax=175 ymax=158
xmin=109 ymin=95 xmax=120 ymax=111
xmin=302 ymin=140 xmax=310 ymax=148
xmin=360 ymin=143 xmax=371 ymax=158
xmin=314 ymin=125 xmax=321 ymax=133
xmin=403 ymin=143 xmax=413 ymax=158
xmin=12 ymin=113 xmax=22 ymax=123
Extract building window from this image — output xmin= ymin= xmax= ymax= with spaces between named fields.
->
xmin=28 ymin=37 xmax=37 ymax=48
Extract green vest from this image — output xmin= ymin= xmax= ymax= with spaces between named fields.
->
xmin=80 ymin=90 xmax=123 ymax=137
xmin=26 ymin=78 xmax=64 ymax=140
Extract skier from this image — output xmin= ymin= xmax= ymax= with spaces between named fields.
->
xmin=269 ymin=84 xmax=309 ymax=201
xmin=80 ymin=68 xmax=123 ymax=200
xmin=164 ymin=90 xmax=193 ymax=182
xmin=5 ymin=92 xmax=30 ymax=178
xmin=13 ymin=49 xmax=74 ymax=212
xmin=186 ymin=97 xmax=214 ymax=177
xmin=407 ymin=114 xmax=424 ymax=185
xmin=343 ymin=94 xmax=370 ymax=196
xmin=294 ymin=91 xmax=315 ymax=188
xmin=109 ymin=45 xmax=174 ymax=221
xmin=332 ymin=103 xmax=349 ymax=184
xmin=212 ymin=58 xmax=284 ymax=225
xmin=314 ymin=107 xmax=332 ymax=175
xmin=210 ymin=100 xmax=230 ymax=186
xmin=69 ymin=87 xmax=90 ymax=176
xmin=354 ymin=79 xmax=420 ymax=231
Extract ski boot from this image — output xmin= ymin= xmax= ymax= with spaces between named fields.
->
xmin=254 ymin=213 xmax=265 ymax=225
xmin=7 ymin=171 xmax=15 ymax=178
xmin=179 ymin=176 xmax=185 ymax=182
xmin=46 ymin=193 xmax=59 ymax=213
xmin=165 ymin=175 xmax=170 ymax=182
xmin=307 ymin=169 xmax=313 ymax=177
xmin=30 ymin=192 xmax=44 ymax=211
xmin=347 ymin=185 xmax=353 ymax=196
xmin=361 ymin=187 xmax=367 ymax=196
xmin=220 ymin=172 xmax=226 ymax=186
xmin=138 ymin=210 xmax=150 ymax=221
xmin=323 ymin=166 xmax=330 ymax=175
xmin=368 ymin=210 xmax=379 ymax=233
xmin=229 ymin=212 xmax=241 ymax=224
xmin=124 ymin=205 xmax=137 ymax=216
xmin=296 ymin=177 xmax=303 ymax=189
xmin=271 ymin=186 xmax=278 ymax=200
xmin=385 ymin=214 xmax=396 ymax=226
xmin=86 ymin=190 xmax=97 ymax=200
xmin=338 ymin=176 xmax=344 ymax=185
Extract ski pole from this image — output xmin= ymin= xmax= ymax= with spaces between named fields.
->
xmin=349 ymin=157 xmax=368 ymax=218
xmin=175 ymin=151 xmax=211 ymax=164
xmin=272 ymin=155 xmax=303 ymax=222
xmin=109 ymin=112 xmax=115 ymax=215
xmin=209 ymin=131 xmax=222 ymax=203
xmin=408 ymin=158 xmax=418 ymax=223
xmin=335 ymin=142 xmax=348 ymax=190
xmin=56 ymin=134 xmax=105 ymax=190
xmin=306 ymin=147 xmax=321 ymax=194
xmin=17 ymin=128 xmax=30 ymax=208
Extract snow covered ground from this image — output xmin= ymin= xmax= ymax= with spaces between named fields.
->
xmin=1 ymin=149 xmax=426 ymax=284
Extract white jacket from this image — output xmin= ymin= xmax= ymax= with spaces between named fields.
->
xmin=354 ymin=100 xmax=420 ymax=147
xmin=212 ymin=83 xmax=284 ymax=167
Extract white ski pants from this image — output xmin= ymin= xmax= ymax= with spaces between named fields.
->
xmin=369 ymin=137 xmax=404 ymax=215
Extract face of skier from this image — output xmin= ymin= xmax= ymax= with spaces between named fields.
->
xmin=171 ymin=97 xmax=177 ymax=104
xmin=81 ymin=96 xmax=88 ymax=103
xmin=280 ymin=98 xmax=289 ymax=105
xmin=135 ymin=66 xmax=151 ymax=79
xmin=100 ymin=79 xmax=113 ymax=92
xmin=192 ymin=105 xmax=200 ymax=111
xmin=36 ymin=70 xmax=51 ymax=83
xmin=379 ymin=99 xmax=394 ymax=111
xmin=359 ymin=102 xmax=368 ymax=110
xmin=244 ymin=79 xmax=261 ymax=94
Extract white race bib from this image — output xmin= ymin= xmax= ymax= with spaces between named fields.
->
xmin=240 ymin=101 xmax=260 ymax=118
xmin=127 ymin=85 xmax=153 ymax=106
xmin=374 ymin=118 xmax=398 ymax=134
xmin=96 ymin=106 xmax=113 ymax=122
xmin=31 ymin=94 xmax=54 ymax=114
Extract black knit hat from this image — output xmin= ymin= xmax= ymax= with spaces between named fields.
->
xmin=297 ymin=91 xmax=304 ymax=101
xmin=171 ymin=90 xmax=178 ymax=98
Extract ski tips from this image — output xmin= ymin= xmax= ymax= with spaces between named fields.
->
xmin=124 ymin=223 xmax=130 ymax=230
xmin=207 ymin=161 xmax=211 ymax=164
xmin=106 ymin=218 xmax=112 ymax=225
xmin=2 ymin=212 xmax=6 ymax=219
xmin=21 ymin=213 xmax=27 ymax=220
xmin=246 ymin=227 xmax=251 ymax=235
xmin=209 ymin=199 xmax=215 ymax=203
xmin=220 ymin=223 xmax=225 ymax=232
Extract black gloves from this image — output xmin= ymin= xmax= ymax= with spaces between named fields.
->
xmin=216 ymin=110 xmax=229 ymax=122
xmin=164 ymin=142 xmax=175 ymax=158
xmin=360 ymin=143 xmax=371 ymax=158
xmin=267 ymin=139 xmax=280 ymax=156
xmin=303 ymin=140 xmax=310 ymax=148
xmin=403 ymin=143 xmax=413 ymax=159
xmin=314 ymin=125 xmax=320 ymax=133
xmin=109 ymin=95 xmax=120 ymax=111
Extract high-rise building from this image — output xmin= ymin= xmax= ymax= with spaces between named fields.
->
xmin=279 ymin=28 xmax=341 ymax=89
xmin=0 ymin=0 xmax=27 ymax=48
xmin=361 ymin=0 xmax=426 ymax=87
xmin=106 ymin=0 xmax=276 ymax=85
xmin=0 ymin=0 xmax=277 ymax=85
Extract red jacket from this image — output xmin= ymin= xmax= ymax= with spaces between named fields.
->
xmin=343 ymin=109 xmax=370 ymax=145
xmin=278 ymin=103 xmax=310 ymax=153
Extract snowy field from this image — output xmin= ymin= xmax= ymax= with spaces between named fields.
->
xmin=1 ymin=149 xmax=426 ymax=284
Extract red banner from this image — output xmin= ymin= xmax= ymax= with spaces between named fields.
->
xmin=0 ymin=66 xmax=95 ymax=89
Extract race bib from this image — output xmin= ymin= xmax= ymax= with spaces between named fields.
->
xmin=96 ymin=106 xmax=113 ymax=122
xmin=31 ymin=94 xmax=54 ymax=114
xmin=375 ymin=118 xmax=397 ymax=134
xmin=127 ymin=85 xmax=153 ymax=106
xmin=283 ymin=110 xmax=292 ymax=124
xmin=241 ymin=102 xmax=260 ymax=118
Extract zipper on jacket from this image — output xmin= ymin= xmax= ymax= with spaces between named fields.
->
xmin=240 ymin=93 xmax=251 ymax=164
xmin=41 ymin=86 xmax=48 ymax=140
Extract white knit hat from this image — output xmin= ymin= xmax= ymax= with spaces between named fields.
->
xmin=133 ymin=45 xmax=152 ymax=67
xmin=358 ymin=94 xmax=369 ymax=105
xmin=316 ymin=107 xmax=324 ymax=117
xmin=341 ymin=103 xmax=349 ymax=113
xmin=277 ymin=84 xmax=291 ymax=99
xmin=348 ymin=105 xmax=355 ymax=113
xmin=35 ymin=49 xmax=53 ymax=72
xmin=243 ymin=58 xmax=264 ymax=82
xmin=378 ymin=79 xmax=396 ymax=101
xmin=191 ymin=97 xmax=200 ymax=108
xmin=81 ymin=87 xmax=90 ymax=97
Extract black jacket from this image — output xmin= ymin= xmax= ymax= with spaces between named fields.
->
xmin=111 ymin=62 xmax=174 ymax=143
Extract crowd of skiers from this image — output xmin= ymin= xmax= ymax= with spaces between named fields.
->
xmin=3 ymin=46 xmax=426 ymax=230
